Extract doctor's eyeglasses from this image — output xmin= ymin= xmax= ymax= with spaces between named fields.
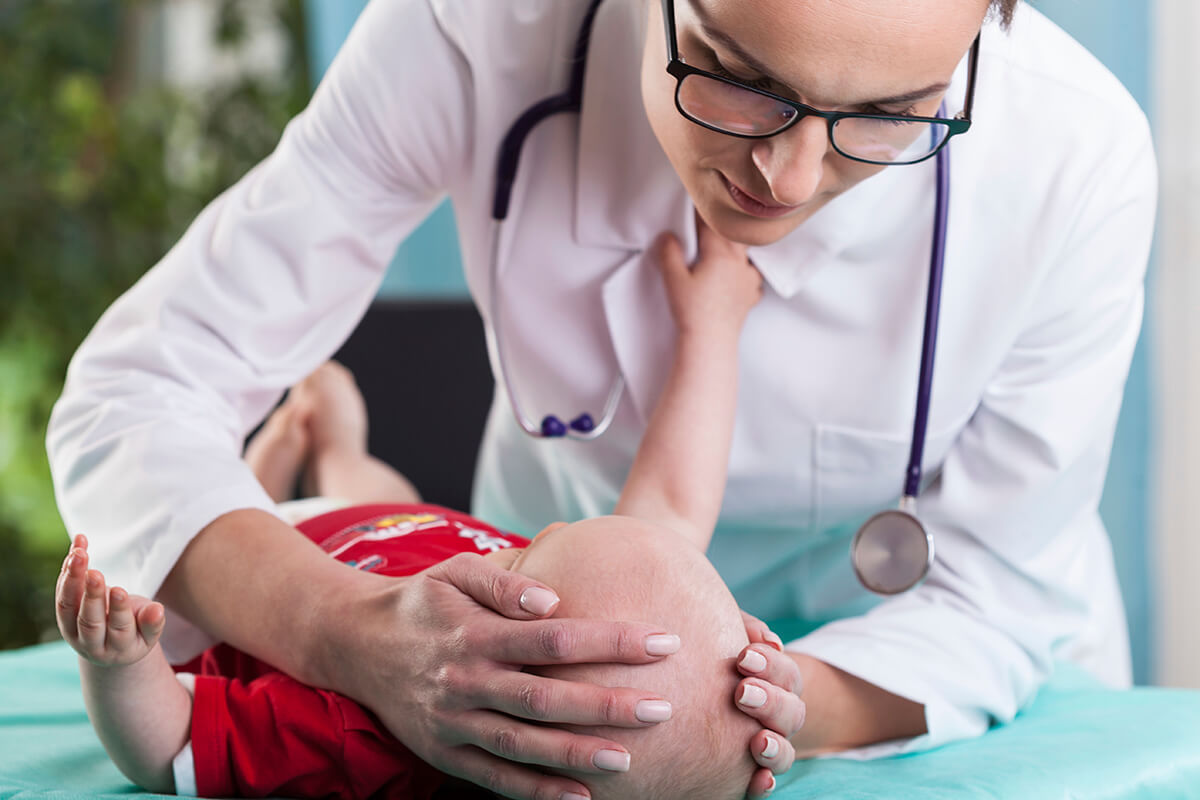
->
xmin=659 ymin=0 xmax=979 ymax=166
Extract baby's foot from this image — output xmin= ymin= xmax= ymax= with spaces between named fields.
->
xmin=55 ymin=535 xmax=166 ymax=667
xmin=244 ymin=401 xmax=311 ymax=503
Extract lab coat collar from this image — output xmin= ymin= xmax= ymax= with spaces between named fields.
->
xmin=573 ymin=0 xmax=912 ymax=300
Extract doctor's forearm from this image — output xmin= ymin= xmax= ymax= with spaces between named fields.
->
xmin=788 ymin=653 xmax=927 ymax=756
xmin=158 ymin=508 xmax=386 ymax=688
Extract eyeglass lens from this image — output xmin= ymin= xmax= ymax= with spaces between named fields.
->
xmin=677 ymin=72 xmax=952 ymax=165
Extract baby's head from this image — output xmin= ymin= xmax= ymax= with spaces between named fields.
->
xmin=510 ymin=516 xmax=759 ymax=800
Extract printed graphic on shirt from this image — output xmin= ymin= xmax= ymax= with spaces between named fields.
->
xmin=314 ymin=507 xmax=523 ymax=574
xmin=457 ymin=526 xmax=516 ymax=553
xmin=320 ymin=512 xmax=445 ymax=559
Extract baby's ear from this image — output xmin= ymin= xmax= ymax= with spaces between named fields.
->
xmin=481 ymin=548 xmax=523 ymax=569
xmin=533 ymin=521 xmax=569 ymax=540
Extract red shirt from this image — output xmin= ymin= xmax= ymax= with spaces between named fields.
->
xmin=178 ymin=503 xmax=530 ymax=799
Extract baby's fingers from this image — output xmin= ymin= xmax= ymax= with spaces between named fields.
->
xmin=55 ymin=545 xmax=89 ymax=641
xmin=105 ymin=587 xmax=140 ymax=653
xmin=136 ymin=601 xmax=166 ymax=650
xmin=77 ymin=570 xmax=109 ymax=653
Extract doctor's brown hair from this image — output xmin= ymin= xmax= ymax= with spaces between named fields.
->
xmin=992 ymin=0 xmax=1019 ymax=27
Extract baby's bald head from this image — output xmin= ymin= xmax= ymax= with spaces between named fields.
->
xmin=512 ymin=516 xmax=758 ymax=800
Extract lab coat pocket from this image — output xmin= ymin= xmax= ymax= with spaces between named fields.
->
xmin=814 ymin=417 xmax=968 ymax=536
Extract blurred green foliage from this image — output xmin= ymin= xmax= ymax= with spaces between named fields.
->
xmin=0 ymin=0 xmax=310 ymax=649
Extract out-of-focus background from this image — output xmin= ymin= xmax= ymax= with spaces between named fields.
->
xmin=1 ymin=1 xmax=1197 ymax=690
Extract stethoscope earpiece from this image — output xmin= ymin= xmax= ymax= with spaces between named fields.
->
xmin=539 ymin=413 xmax=598 ymax=438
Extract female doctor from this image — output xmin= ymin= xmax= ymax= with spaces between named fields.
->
xmin=48 ymin=0 xmax=1156 ymax=798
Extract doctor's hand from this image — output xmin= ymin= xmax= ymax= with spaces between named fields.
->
xmin=656 ymin=213 xmax=763 ymax=339
xmin=737 ymin=611 xmax=803 ymax=798
xmin=327 ymin=552 xmax=680 ymax=800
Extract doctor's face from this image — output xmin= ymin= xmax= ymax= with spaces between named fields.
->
xmin=641 ymin=0 xmax=988 ymax=247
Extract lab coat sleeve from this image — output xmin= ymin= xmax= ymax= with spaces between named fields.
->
xmin=787 ymin=121 xmax=1158 ymax=754
xmin=46 ymin=0 xmax=474 ymax=662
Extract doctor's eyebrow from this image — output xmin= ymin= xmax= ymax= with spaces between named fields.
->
xmin=684 ymin=0 xmax=950 ymax=109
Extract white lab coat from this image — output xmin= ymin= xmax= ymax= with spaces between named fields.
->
xmin=47 ymin=0 xmax=1156 ymax=756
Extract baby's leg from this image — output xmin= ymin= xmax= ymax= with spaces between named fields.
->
xmin=290 ymin=362 xmax=421 ymax=505
xmin=55 ymin=535 xmax=192 ymax=793
xmin=243 ymin=401 xmax=310 ymax=504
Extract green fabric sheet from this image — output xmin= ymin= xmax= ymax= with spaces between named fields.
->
xmin=4 ymin=641 xmax=1200 ymax=798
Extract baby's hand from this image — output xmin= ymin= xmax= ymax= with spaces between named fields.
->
xmin=55 ymin=534 xmax=166 ymax=667
xmin=655 ymin=213 xmax=763 ymax=338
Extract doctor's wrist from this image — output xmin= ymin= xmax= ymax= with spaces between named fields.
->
xmin=306 ymin=570 xmax=406 ymax=694
xmin=787 ymin=653 xmax=927 ymax=757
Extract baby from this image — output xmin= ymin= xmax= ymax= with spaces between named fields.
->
xmin=54 ymin=224 xmax=770 ymax=799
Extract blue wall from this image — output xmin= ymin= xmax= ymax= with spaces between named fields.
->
xmin=305 ymin=0 xmax=467 ymax=298
xmin=306 ymin=0 xmax=1158 ymax=681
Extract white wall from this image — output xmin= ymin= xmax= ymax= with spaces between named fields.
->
xmin=1153 ymin=0 xmax=1200 ymax=687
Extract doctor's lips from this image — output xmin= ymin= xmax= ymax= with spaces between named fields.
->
xmin=721 ymin=175 xmax=800 ymax=219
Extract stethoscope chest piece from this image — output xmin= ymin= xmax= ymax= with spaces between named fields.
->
xmin=851 ymin=502 xmax=934 ymax=595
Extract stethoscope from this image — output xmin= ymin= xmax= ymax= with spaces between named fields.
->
xmin=487 ymin=0 xmax=948 ymax=595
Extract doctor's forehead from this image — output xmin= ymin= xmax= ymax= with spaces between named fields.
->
xmin=681 ymin=0 xmax=986 ymax=104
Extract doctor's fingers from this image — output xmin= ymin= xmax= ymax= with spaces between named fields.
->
xmin=477 ymin=671 xmax=672 ymax=728
xmin=740 ymin=611 xmax=786 ymax=652
xmin=434 ymin=742 xmax=595 ymax=800
xmin=735 ymin=676 xmax=807 ymax=740
xmin=737 ymin=644 xmax=803 ymax=695
xmin=477 ymin=616 xmax=682 ymax=666
xmin=427 ymin=551 xmax=562 ymax=619
xmin=455 ymin=709 xmax=633 ymax=775
xmin=751 ymin=728 xmax=796 ymax=775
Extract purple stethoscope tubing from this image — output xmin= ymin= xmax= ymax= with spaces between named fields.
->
xmin=849 ymin=140 xmax=948 ymax=595
xmin=488 ymin=0 xmax=617 ymax=441
xmin=909 ymin=139 xmax=950 ymax=500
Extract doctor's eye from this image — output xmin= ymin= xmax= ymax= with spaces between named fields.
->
xmin=709 ymin=60 xmax=777 ymax=93
xmin=857 ymin=103 xmax=921 ymax=120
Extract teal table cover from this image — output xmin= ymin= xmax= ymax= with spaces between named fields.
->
xmin=5 ymin=641 xmax=1200 ymax=798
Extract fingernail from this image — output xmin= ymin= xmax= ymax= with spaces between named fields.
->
xmin=519 ymin=587 xmax=559 ymax=616
xmin=739 ymin=649 xmax=767 ymax=673
xmin=765 ymin=632 xmax=785 ymax=651
xmin=761 ymin=735 xmax=780 ymax=759
xmin=593 ymin=749 xmax=631 ymax=772
xmin=738 ymin=684 xmax=767 ymax=709
xmin=765 ymin=774 xmax=777 ymax=795
xmin=635 ymin=700 xmax=673 ymax=722
xmin=562 ymin=794 xmax=590 ymax=800
xmin=65 ymin=554 xmax=76 ymax=571
xmin=645 ymin=634 xmax=680 ymax=656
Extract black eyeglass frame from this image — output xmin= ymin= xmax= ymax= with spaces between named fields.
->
xmin=660 ymin=0 xmax=980 ymax=166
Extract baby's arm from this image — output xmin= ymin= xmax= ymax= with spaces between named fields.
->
xmin=55 ymin=535 xmax=192 ymax=793
xmin=614 ymin=216 xmax=762 ymax=550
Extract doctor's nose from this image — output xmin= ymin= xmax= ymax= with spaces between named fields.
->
xmin=751 ymin=116 xmax=828 ymax=207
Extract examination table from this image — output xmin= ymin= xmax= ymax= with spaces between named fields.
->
xmin=7 ymin=300 xmax=1199 ymax=798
